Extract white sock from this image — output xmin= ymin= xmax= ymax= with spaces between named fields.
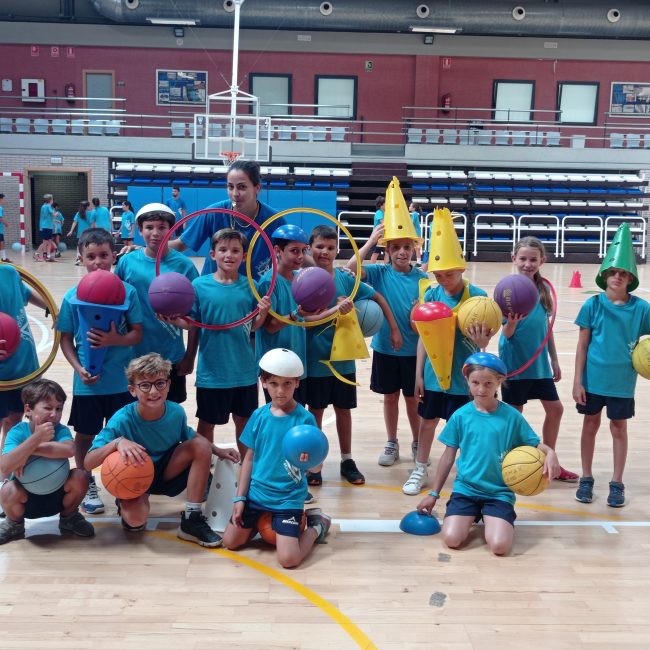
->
xmin=185 ymin=502 xmax=202 ymax=517
xmin=1 ymin=250 xmax=6 ymax=260
xmin=341 ymin=453 xmax=352 ymax=461
xmin=415 ymin=461 xmax=428 ymax=471
xmin=312 ymin=522 xmax=323 ymax=537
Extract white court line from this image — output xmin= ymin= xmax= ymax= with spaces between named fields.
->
xmin=27 ymin=313 xmax=51 ymax=354
xmin=322 ymin=414 xmax=336 ymax=427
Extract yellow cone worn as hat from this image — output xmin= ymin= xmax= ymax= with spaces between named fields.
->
xmin=426 ymin=207 xmax=466 ymax=273
xmin=320 ymin=308 xmax=369 ymax=386
xmin=597 ymin=222 xmax=639 ymax=291
xmin=378 ymin=177 xmax=424 ymax=247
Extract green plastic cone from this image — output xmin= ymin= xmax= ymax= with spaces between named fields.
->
xmin=596 ymin=222 xmax=639 ymax=291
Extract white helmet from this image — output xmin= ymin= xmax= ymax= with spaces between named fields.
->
xmin=259 ymin=348 xmax=304 ymax=377
xmin=135 ymin=202 xmax=176 ymax=223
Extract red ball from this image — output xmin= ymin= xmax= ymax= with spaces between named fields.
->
xmin=493 ymin=274 xmax=538 ymax=317
xmin=410 ymin=301 xmax=453 ymax=331
xmin=148 ymin=272 xmax=196 ymax=316
xmin=100 ymin=450 xmax=154 ymax=500
xmin=291 ymin=267 xmax=336 ymax=312
xmin=257 ymin=511 xmax=307 ymax=546
xmin=0 ymin=312 xmax=21 ymax=359
xmin=77 ymin=270 xmax=126 ymax=305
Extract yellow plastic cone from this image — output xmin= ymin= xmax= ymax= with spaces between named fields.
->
xmin=426 ymin=207 xmax=466 ymax=272
xmin=415 ymin=314 xmax=457 ymax=391
xmin=378 ymin=176 xmax=424 ymax=247
xmin=320 ymin=308 xmax=369 ymax=386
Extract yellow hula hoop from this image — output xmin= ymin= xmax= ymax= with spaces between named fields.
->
xmin=246 ymin=207 xmax=362 ymax=327
xmin=0 ymin=264 xmax=61 ymax=391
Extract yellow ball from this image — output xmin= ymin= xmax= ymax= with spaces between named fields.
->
xmin=501 ymin=445 xmax=548 ymax=496
xmin=457 ymin=296 xmax=502 ymax=336
xmin=632 ymin=337 xmax=650 ymax=380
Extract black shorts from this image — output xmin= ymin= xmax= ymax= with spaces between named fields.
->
xmin=445 ymin=492 xmax=516 ymax=526
xmin=418 ymin=391 xmax=470 ymax=421
xmin=306 ymin=374 xmax=356 ymax=410
xmin=576 ymin=391 xmax=635 ymax=420
xmin=263 ymin=380 xmax=307 ymax=406
xmin=148 ymin=445 xmax=191 ymax=497
xmin=0 ymin=234 xmax=4 ymax=243
xmin=240 ymin=500 xmax=305 ymax=539
xmin=501 ymin=378 xmax=559 ymax=406
xmin=370 ymin=351 xmax=417 ymax=396
xmin=167 ymin=363 xmax=187 ymax=404
xmin=0 ymin=387 xmax=24 ymax=419
xmin=196 ymin=384 xmax=258 ymax=425
xmin=10 ymin=481 xmax=67 ymax=519
xmin=68 ymin=392 xmax=135 ymax=437
xmin=40 ymin=228 xmax=53 ymax=240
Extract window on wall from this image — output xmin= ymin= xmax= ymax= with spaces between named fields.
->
xmin=557 ymin=82 xmax=599 ymax=124
xmin=250 ymin=74 xmax=292 ymax=116
xmin=315 ymin=76 xmax=357 ymax=119
xmin=493 ymin=80 xmax=535 ymax=122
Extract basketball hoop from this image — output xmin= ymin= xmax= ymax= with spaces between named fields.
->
xmin=220 ymin=151 xmax=241 ymax=167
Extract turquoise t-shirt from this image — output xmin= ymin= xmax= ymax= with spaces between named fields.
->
xmin=423 ymin=283 xmax=486 ymax=395
xmin=499 ymin=298 xmax=552 ymax=380
xmin=73 ymin=211 xmax=91 ymax=236
xmin=57 ymin=282 xmax=143 ymax=395
xmin=575 ymin=293 xmax=650 ymax=398
xmin=39 ymin=203 xmax=54 ymax=230
xmin=166 ymin=197 xmax=186 ymax=222
xmin=120 ymin=210 xmax=135 ymax=239
xmin=306 ymin=268 xmax=375 ymax=378
xmin=0 ymin=265 xmax=38 ymax=383
xmin=92 ymin=206 xmax=112 ymax=231
xmin=410 ymin=211 xmax=422 ymax=238
xmin=364 ymin=263 xmax=428 ymax=357
xmin=0 ymin=205 xmax=5 ymax=235
xmin=240 ymin=402 xmax=317 ymax=511
xmin=439 ymin=401 xmax=541 ymax=504
xmin=3 ymin=421 xmax=73 ymax=454
xmin=90 ymin=401 xmax=195 ymax=463
xmin=115 ymin=248 xmax=198 ymax=363
xmin=255 ymin=270 xmax=307 ymax=379
xmin=53 ymin=210 xmax=64 ymax=234
xmin=373 ymin=209 xmax=384 ymax=227
xmin=191 ymin=274 xmax=259 ymax=389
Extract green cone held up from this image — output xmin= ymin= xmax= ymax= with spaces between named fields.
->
xmin=596 ymin=222 xmax=639 ymax=291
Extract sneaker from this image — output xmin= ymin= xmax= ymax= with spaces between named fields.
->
xmin=82 ymin=477 xmax=105 ymax=514
xmin=178 ymin=511 xmax=222 ymax=547
xmin=402 ymin=465 xmax=429 ymax=496
xmin=378 ymin=440 xmax=399 ymax=466
xmin=0 ymin=518 xmax=25 ymax=544
xmin=575 ymin=476 xmax=594 ymax=503
xmin=121 ymin=517 xmax=146 ymax=532
xmin=59 ymin=511 xmax=95 ymax=537
xmin=607 ymin=481 xmax=625 ymax=508
xmin=340 ymin=458 xmax=365 ymax=485
xmin=556 ymin=467 xmax=579 ymax=483
xmin=54 ymin=251 xmax=61 ymax=258
xmin=304 ymin=491 xmax=317 ymax=505
xmin=306 ymin=509 xmax=332 ymax=544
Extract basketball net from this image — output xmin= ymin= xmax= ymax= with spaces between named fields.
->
xmin=220 ymin=150 xmax=241 ymax=168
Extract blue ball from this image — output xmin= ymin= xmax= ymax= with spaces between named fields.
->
xmin=282 ymin=425 xmax=329 ymax=470
xmin=11 ymin=242 xmax=21 ymax=252
xmin=57 ymin=242 xmax=68 ymax=252
xmin=17 ymin=455 xmax=70 ymax=495
xmin=399 ymin=510 xmax=441 ymax=536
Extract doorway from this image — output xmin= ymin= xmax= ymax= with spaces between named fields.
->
xmin=84 ymin=71 xmax=114 ymax=113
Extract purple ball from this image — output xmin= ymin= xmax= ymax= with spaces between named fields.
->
xmin=148 ymin=272 xmax=195 ymax=316
xmin=493 ymin=274 xmax=539 ymax=317
xmin=291 ymin=267 xmax=336 ymax=313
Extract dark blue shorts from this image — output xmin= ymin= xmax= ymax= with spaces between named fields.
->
xmin=370 ymin=351 xmax=417 ymax=396
xmin=6 ymin=480 xmax=67 ymax=519
xmin=240 ymin=500 xmax=305 ymax=539
xmin=445 ymin=492 xmax=516 ymax=526
xmin=68 ymin=391 xmax=135 ymax=437
xmin=418 ymin=390 xmax=469 ymax=421
xmin=0 ymin=387 xmax=24 ymax=419
xmin=40 ymin=228 xmax=53 ymax=240
xmin=502 ymin=377 xmax=559 ymax=405
xmin=148 ymin=445 xmax=190 ymax=497
xmin=576 ymin=391 xmax=635 ymax=420
xmin=0 ymin=234 xmax=4 ymax=243
xmin=196 ymin=384 xmax=258 ymax=425
xmin=264 ymin=380 xmax=307 ymax=406
xmin=306 ymin=374 xmax=356 ymax=410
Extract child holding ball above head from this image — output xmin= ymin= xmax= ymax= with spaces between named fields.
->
xmin=222 ymin=349 xmax=332 ymax=569
xmin=85 ymin=353 xmax=238 ymax=545
xmin=58 ymin=228 xmax=144 ymax=515
xmin=417 ymin=353 xmax=560 ymax=556
xmin=0 ymin=380 xmax=94 ymax=545
xmin=499 ymin=236 xmax=577 ymax=482
xmin=573 ymin=224 xmax=650 ymax=508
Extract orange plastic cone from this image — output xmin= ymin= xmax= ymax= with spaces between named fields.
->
xmin=569 ymin=271 xmax=582 ymax=288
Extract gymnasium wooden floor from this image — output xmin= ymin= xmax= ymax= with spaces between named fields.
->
xmin=1 ymin=254 xmax=648 ymax=650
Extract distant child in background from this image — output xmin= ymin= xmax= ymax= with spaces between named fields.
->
xmin=573 ymin=224 xmax=650 ymax=508
xmin=408 ymin=202 xmax=423 ymax=266
xmin=116 ymin=203 xmax=198 ymax=404
xmin=119 ymin=200 xmax=136 ymax=247
xmin=52 ymin=202 xmax=64 ymax=258
xmin=35 ymin=193 xmax=56 ymax=262
xmin=417 ymin=353 xmax=560 ymax=556
xmin=0 ymin=193 xmax=9 ymax=262
xmin=222 ymin=348 xmax=332 ymax=568
xmin=90 ymin=197 xmax=112 ymax=231
xmin=58 ymin=228 xmax=143 ymax=515
xmin=0 ymin=380 xmax=94 ymax=545
xmin=67 ymin=200 xmax=92 ymax=266
xmin=369 ymin=195 xmax=385 ymax=263
xmin=499 ymin=236 xmax=577 ymax=482
xmin=165 ymin=186 xmax=187 ymax=237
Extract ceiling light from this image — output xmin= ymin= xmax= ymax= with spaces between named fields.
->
xmin=147 ymin=17 xmax=199 ymax=25
xmin=410 ymin=26 xmax=458 ymax=34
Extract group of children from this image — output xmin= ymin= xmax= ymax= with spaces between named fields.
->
xmin=0 ymin=172 xmax=648 ymax=561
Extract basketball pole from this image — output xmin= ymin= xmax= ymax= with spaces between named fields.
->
xmin=229 ymin=0 xmax=245 ymax=142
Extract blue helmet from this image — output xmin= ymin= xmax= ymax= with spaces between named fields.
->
xmin=462 ymin=352 xmax=507 ymax=376
xmin=271 ymin=224 xmax=308 ymax=244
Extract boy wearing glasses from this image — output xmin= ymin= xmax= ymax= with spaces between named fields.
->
xmin=85 ymin=353 xmax=239 ymax=546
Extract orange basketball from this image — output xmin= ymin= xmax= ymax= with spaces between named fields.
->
xmin=257 ymin=511 xmax=307 ymax=546
xmin=100 ymin=450 xmax=154 ymax=500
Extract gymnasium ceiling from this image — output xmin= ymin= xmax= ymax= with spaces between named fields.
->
xmin=3 ymin=0 xmax=650 ymax=39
